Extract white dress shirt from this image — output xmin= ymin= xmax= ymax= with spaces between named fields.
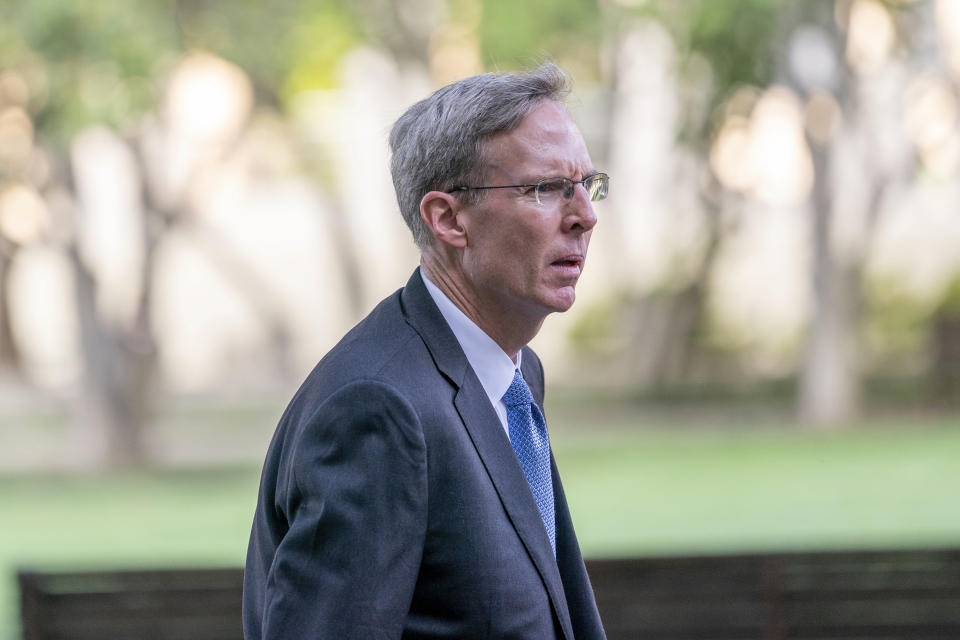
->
xmin=421 ymin=271 xmax=520 ymax=436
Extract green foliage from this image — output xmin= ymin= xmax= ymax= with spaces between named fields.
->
xmin=684 ymin=0 xmax=783 ymax=86
xmin=174 ymin=1 xmax=364 ymax=100
xmin=644 ymin=0 xmax=788 ymax=145
xmin=0 ymin=0 xmax=179 ymax=143
xmin=0 ymin=0 xmax=790 ymax=149
xmin=0 ymin=0 xmax=368 ymax=146
xmin=938 ymin=275 xmax=960 ymax=315
xmin=281 ymin=3 xmax=364 ymax=97
xmin=477 ymin=0 xmax=604 ymax=80
xmin=567 ymin=294 xmax=626 ymax=357
xmin=865 ymin=275 xmax=940 ymax=370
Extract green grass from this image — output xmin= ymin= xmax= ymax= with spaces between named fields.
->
xmin=556 ymin=423 xmax=960 ymax=557
xmin=2 ymin=407 xmax=960 ymax=638
xmin=0 ymin=467 xmax=261 ymax=640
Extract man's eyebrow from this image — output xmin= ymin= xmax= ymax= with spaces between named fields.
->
xmin=511 ymin=168 xmax=601 ymax=183
xmin=527 ymin=168 xmax=602 ymax=180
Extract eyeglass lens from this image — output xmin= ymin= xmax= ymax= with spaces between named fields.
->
xmin=535 ymin=174 xmax=608 ymax=204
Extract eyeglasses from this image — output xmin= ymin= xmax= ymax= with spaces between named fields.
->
xmin=447 ymin=172 xmax=609 ymax=205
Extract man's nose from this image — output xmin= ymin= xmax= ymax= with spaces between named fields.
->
xmin=563 ymin=184 xmax=598 ymax=232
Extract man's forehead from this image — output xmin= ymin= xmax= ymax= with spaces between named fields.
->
xmin=481 ymin=102 xmax=592 ymax=176
xmin=497 ymin=100 xmax=577 ymax=140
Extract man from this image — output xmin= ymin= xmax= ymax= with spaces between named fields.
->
xmin=243 ymin=63 xmax=608 ymax=639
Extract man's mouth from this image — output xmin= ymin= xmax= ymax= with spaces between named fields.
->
xmin=553 ymin=259 xmax=579 ymax=267
xmin=550 ymin=255 xmax=584 ymax=271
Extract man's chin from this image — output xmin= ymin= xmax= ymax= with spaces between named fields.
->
xmin=545 ymin=286 xmax=577 ymax=313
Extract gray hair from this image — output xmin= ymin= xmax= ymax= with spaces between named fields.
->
xmin=389 ymin=63 xmax=571 ymax=247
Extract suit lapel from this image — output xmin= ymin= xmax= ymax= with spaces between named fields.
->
xmin=453 ymin=377 xmax=575 ymax=640
xmin=400 ymin=269 xmax=575 ymax=640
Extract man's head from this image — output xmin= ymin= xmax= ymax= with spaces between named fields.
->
xmin=390 ymin=64 xmax=603 ymax=351
xmin=389 ymin=64 xmax=571 ymax=248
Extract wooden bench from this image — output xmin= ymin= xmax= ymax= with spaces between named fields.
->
xmin=18 ymin=548 xmax=960 ymax=639
xmin=591 ymin=548 xmax=960 ymax=639
xmin=18 ymin=567 xmax=244 ymax=640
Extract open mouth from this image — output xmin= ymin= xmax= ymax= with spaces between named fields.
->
xmin=551 ymin=257 xmax=582 ymax=268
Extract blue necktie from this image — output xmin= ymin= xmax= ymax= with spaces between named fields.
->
xmin=503 ymin=369 xmax=556 ymax=555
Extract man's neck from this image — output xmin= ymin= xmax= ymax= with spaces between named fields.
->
xmin=419 ymin=256 xmax=543 ymax=361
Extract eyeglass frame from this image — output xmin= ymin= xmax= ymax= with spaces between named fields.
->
xmin=446 ymin=172 xmax=609 ymax=205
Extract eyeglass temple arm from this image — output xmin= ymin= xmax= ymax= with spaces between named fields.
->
xmin=446 ymin=184 xmax=532 ymax=193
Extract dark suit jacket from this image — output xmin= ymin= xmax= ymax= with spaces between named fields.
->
xmin=243 ymin=269 xmax=605 ymax=639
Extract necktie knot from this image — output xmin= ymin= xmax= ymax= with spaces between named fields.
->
xmin=503 ymin=370 xmax=534 ymax=407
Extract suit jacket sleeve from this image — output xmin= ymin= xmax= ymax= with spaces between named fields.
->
xmin=252 ymin=379 xmax=428 ymax=639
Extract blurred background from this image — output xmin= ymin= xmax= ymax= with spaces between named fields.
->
xmin=1 ymin=0 xmax=959 ymax=637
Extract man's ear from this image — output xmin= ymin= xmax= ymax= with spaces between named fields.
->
xmin=420 ymin=191 xmax=468 ymax=248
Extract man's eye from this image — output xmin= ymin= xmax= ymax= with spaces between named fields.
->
xmin=536 ymin=179 xmax=565 ymax=193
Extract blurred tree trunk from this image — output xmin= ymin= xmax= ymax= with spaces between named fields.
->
xmin=187 ymin=221 xmax=294 ymax=378
xmin=623 ymin=188 xmax=726 ymax=387
xmin=792 ymin=5 xmax=911 ymax=426
xmin=0 ymin=244 xmax=22 ymax=373
xmin=70 ymin=242 xmax=155 ymax=466
xmin=355 ymin=0 xmax=433 ymax=65
xmin=66 ymin=136 xmax=159 ymax=465
xmin=598 ymin=17 xmax=706 ymax=387
xmin=596 ymin=2 xmax=784 ymax=390
xmin=800 ymin=148 xmax=897 ymax=425
xmin=325 ymin=200 xmax=368 ymax=320
xmin=799 ymin=141 xmax=861 ymax=424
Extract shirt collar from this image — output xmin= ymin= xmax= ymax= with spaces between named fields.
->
xmin=420 ymin=270 xmax=520 ymax=408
